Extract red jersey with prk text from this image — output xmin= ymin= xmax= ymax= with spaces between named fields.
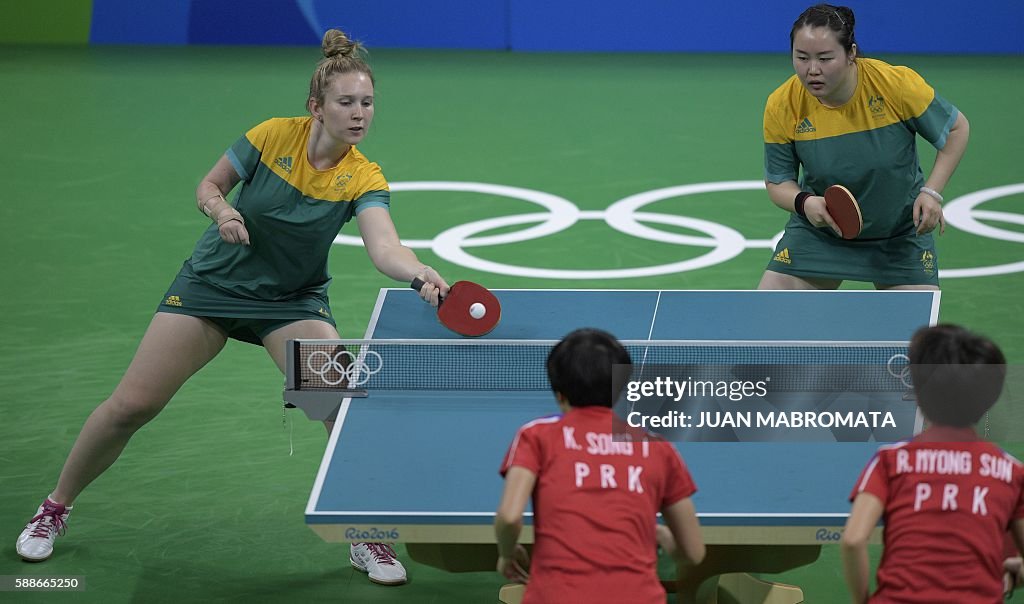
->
xmin=500 ymin=405 xmax=695 ymax=604
xmin=851 ymin=426 xmax=1024 ymax=603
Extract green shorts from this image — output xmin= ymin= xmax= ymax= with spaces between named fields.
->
xmin=157 ymin=270 xmax=337 ymax=345
xmin=765 ymin=220 xmax=939 ymax=286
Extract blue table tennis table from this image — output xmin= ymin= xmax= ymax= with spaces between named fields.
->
xmin=291 ymin=289 xmax=940 ymax=603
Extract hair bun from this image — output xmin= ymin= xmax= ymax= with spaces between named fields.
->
xmin=322 ymin=28 xmax=357 ymax=59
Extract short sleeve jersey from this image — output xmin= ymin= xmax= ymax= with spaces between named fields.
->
xmin=764 ymin=58 xmax=959 ymax=239
xmin=851 ymin=427 xmax=1024 ymax=603
xmin=500 ymin=406 xmax=696 ymax=604
xmin=185 ymin=117 xmax=390 ymax=300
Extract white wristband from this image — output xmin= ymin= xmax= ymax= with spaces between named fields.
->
xmin=920 ymin=186 xmax=944 ymax=203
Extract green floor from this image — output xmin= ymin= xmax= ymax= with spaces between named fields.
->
xmin=1 ymin=46 xmax=1022 ymax=602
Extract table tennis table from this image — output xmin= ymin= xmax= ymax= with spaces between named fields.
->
xmin=290 ymin=289 xmax=940 ymax=603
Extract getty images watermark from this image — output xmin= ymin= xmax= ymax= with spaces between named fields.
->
xmin=623 ymin=375 xmax=896 ymax=430
xmin=611 ymin=364 xmax=914 ymax=443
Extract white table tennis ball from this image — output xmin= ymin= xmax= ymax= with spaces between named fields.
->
xmin=469 ymin=303 xmax=486 ymax=319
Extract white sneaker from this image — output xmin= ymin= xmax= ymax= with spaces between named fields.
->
xmin=349 ymin=542 xmax=408 ymax=585
xmin=16 ymin=498 xmax=72 ymax=562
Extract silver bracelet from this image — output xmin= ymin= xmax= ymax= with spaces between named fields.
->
xmin=920 ymin=186 xmax=944 ymax=203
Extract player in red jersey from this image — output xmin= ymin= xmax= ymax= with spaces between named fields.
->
xmin=494 ymin=328 xmax=705 ymax=604
xmin=843 ymin=324 xmax=1024 ymax=603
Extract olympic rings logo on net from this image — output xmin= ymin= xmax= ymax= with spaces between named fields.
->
xmin=886 ymin=353 xmax=913 ymax=390
xmin=306 ymin=349 xmax=383 ymax=387
xmin=334 ymin=181 xmax=1024 ymax=280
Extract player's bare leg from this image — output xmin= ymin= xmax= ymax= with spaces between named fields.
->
xmin=263 ymin=319 xmax=342 ymax=434
xmin=758 ymin=270 xmax=842 ymax=290
xmin=51 ymin=313 xmax=228 ymax=505
xmin=263 ymin=319 xmax=408 ymax=585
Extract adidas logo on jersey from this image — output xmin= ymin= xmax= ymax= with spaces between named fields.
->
xmin=773 ymin=248 xmax=792 ymax=264
xmin=275 ymin=156 xmax=293 ymax=173
xmin=795 ymin=118 xmax=816 ymax=134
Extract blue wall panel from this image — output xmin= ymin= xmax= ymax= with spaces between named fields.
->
xmin=314 ymin=0 xmax=508 ymax=50
xmin=509 ymin=0 xmax=1024 ymax=54
xmin=91 ymin=0 xmax=191 ymax=44
xmin=852 ymin=2 xmax=1024 ymax=54
xmin=91 ymin=0 xmax=509 ymax=49
xmin=89 ymin=0 xmax=1024 ymax=54
xmin=509 ymin=1 xmax=791 ymax=52
xmin=188 ymin=0 xmax=319 ymax=46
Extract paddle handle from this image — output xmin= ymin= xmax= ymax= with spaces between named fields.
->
xmin=411 ymin=278 xmax=444 ymax=305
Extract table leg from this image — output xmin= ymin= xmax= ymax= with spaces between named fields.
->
xmin=406 ymin=543 xmax=497 ymax=571
xmin=668 ymin=544 xmax=820 ymax=604
xmin=498 ymin=583 xmax=525 ymax=604
xmin=408 ymin=543 xmax=820 ymax=603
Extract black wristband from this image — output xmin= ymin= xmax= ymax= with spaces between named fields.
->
xmin=794 ymin=191 xmax=812 ymax=217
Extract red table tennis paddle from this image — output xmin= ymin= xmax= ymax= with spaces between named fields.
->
xmin=411 ymin=278 xmax=501 ymax=337
xmin=824 ymin=184 xmax=863 ymax=240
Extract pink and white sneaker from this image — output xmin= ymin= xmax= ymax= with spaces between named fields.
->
xmin=349 ymin=542 xmax=407 ymax=585
xmin=16 ymin=498 xmax=72 ymax=562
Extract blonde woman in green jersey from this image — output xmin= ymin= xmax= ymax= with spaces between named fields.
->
xmin=16 ymin=29 xmax=444 ymax=586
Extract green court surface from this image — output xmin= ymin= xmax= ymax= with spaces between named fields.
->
xmin=1 ymin=46 xmax=1022 ymax=602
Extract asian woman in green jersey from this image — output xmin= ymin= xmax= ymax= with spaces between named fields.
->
xmin=759 ymin=4 xmax=969 ymax=290
xmin=16 ymin=29 xmax=442 ymax=586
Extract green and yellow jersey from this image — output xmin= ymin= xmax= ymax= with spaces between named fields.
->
xmin=764 ymin=58 xmax=958 ymax=240
xmin=184 ymin=117 xmax=389 ymax=300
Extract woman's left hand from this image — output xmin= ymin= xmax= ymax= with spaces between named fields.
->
xmin=413 ymin=266 xmax=450 ymax=307
xmin=913 ymin=193 xmax=945 ymax=236
xmin=1005 ymin=556 xmax=1023 ymax=598
xmin=496 ymin=544 xmax=531 ymax=584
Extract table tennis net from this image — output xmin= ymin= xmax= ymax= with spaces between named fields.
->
xmin=287 ymin=339 xmax=911 ymax=393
